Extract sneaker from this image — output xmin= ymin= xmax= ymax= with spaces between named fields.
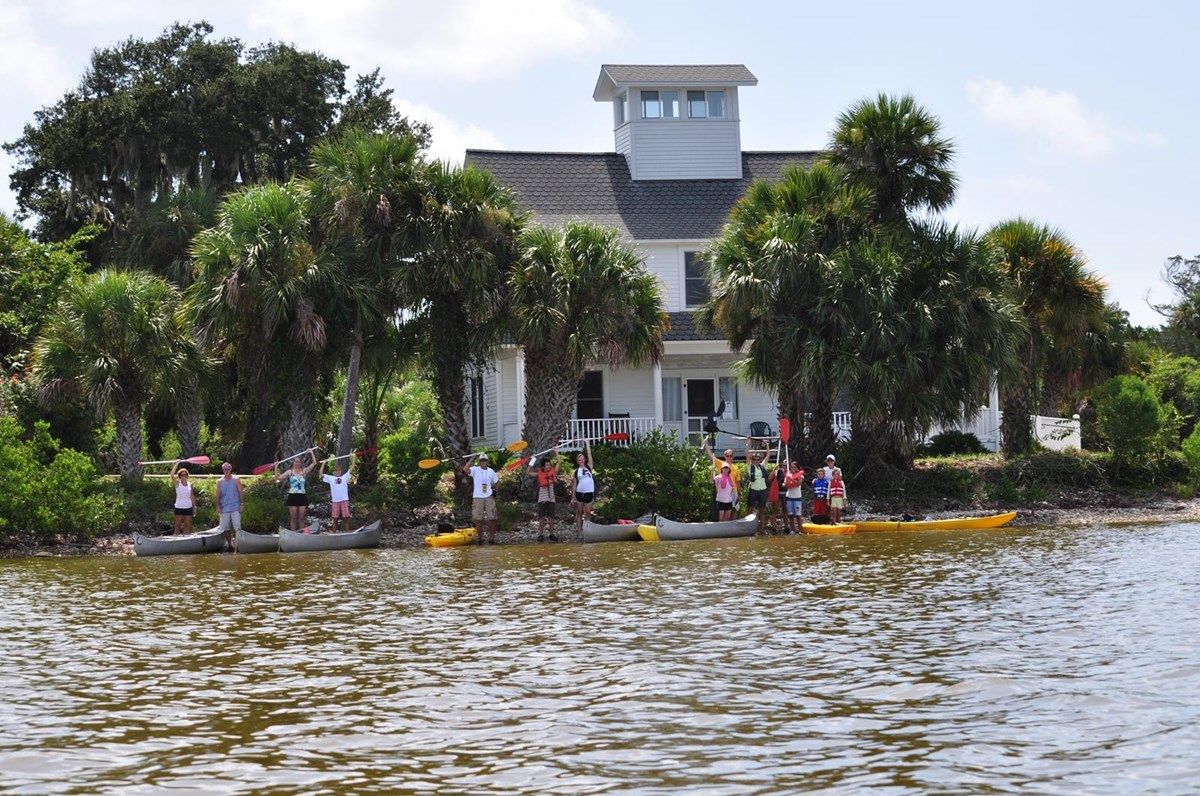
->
xmin=488 ymin=538 xmax=497 ymax=545
xmin=537 ymin=534 xmax=544 ymax=542
xmin=548 ymin=533 xmax=558 ymax=542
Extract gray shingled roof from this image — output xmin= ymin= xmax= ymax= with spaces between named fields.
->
xmin=464 ymin=150 xmax=819 ymax=240
xmin=602 ymin=64 xmax=757 ymax=85
xmin=665 ymin=311 xmax=723 ymax=341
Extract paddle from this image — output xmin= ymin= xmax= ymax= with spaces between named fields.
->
xmin=322 ymin=447 xmax=379 ymax=464
xmin=252 ymin=447 xmax=319 ymax=476
xmin=779 ymin=416 xmax=791 ymax=473
xmin=505 ymin=433 xmax=630 ymax=472
xmin=417 ymin=440 xmax=529 ymax=470
xmin=138 ymin=455 xmax=211 ymax=467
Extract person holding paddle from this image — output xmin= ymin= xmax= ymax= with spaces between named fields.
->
xmin=531 ymin=449 xmax=560 ymax=542
xmin=171 ymin=462 xmax=196 ymax=535
xmin=276 ymin=449 xmax=319 ymax=532
xmin=216 ymin=462 xmax=244 ymax=547
xmin=570 ymin=439 xmax=596 ymax=536
xmin=319 ymin=454 xmax=356 ymax=534
xmin=745 ymin=444 xmax=771 ymax=534
xmin=465 ymin=454 xmax=500 ymax=545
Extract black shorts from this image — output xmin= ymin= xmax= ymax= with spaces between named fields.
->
xmin=575 ymin=491 xmax=594 ymax=504
xmin=538 ymin=501 xmax=556 ymax=518
xmin=716 ymin=500 xmax=734 ymax=511
xmin=746 ymin=489 xmax=768 ymax=508
xmin=286 ymin=493 xmax=308 ymax=507
xmin=174 ymin=507 xmax=193 ymax=516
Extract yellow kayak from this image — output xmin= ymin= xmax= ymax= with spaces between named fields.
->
xmin=801 ymin=522 xmax=856 ymax=535
xmin=854 ymin=511 xmax=1017 ymax=533
xmin=424 ymin=527 xmax=477 ymax=547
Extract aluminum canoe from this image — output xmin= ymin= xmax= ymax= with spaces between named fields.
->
xmin=235 ymin=528 xmax=279 ymax=553
xmin=134 ymin=527 xmax=226 ymax=557
xmin=278 ymin=520 xmax=382 ymax=552
xmin=640 ymin=514 xmax=758 ymax=542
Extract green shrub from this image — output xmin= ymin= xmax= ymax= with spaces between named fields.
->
xmin=1183 ymin=426 xmax=1200 ymax=484
xmin=1096 ymin=375 xmax=1163 ymax=460
xmin=379 ymin=431 xmax=442 ymax=507
xmin=1002 ymin=450 xmax=1108 ymax=490
xmin=0 ymin=418 xmax=121 ymax=542
xmin=925 ymin=430 xmax=988 ymax=456
xmin=591 ymin=431 xmax=713 ymax=522
xmin=241 ymin=476 xmax=287 ymax=533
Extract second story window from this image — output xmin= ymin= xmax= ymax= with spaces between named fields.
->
xmin=641 ymin=90 xmax=680 ymax=119
xmin=687 ymin=90 xmax=726 ymax=118
xmin=684 ymin=251 xmax=710 ymax=307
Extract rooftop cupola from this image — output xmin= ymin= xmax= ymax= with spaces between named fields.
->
xmin=593 ymin=64 xmax=757 ymax=181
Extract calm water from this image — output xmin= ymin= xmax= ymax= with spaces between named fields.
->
xmin=1 ymin=524 xmax=1198 ymax=794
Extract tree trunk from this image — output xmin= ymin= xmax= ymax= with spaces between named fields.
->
xmin=177 ymin=396 xmax=203 ymax=458
xmin=240 ymin=379 xmax=275 ymax=470
xmin=521 ymin=346 xmax=579 ymax=459
xmin=282 ymin=368 xmax=317 ymax=459
xmin=335 ymin=326 xmax=364 ymax=460
xmin=805 ymin=386 xmax=836 ymax=465
xmin=428 ymin=301 xmax=473 ymax=502
xmin=1001 ymin=386 xmax=1032 ymax=458
xmin=115 ymin=398 xmax=144 ymax=483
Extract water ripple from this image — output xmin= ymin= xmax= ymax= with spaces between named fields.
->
xmin=1 ymin=524 xmax=1198 ymax=793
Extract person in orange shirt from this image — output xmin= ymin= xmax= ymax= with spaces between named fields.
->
xmin=532 ymin=449 xmax=560 ymax=542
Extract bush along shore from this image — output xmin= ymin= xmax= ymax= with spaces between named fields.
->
xmin=5 ymin=445 xmax=1200 ymax=558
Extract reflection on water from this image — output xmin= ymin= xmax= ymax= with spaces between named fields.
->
xmin=1 ymin=525 xmax=1198 ymax=793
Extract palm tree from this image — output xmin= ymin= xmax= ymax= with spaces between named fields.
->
xmin=396 ymin=161 xmax=523 ymax=482
xmin=700 ymin=162 xmax=872 ymax=462
xmin=825 ymin=94 xmax=957 ymax=226
xmin=512 ymin=220 xmax=668 ymax=456
xmin=310 ymin=129 xmax=423 ymax=461
xmin=986 ymin=219 xmax=1108 ymax=456
xmin=33 ymin=269 xmax=201 ymax=482
xmin=843 ymin=224 xmax=1024 ymax=468
xmin=189 ymin=180 xmax=345 ymax=465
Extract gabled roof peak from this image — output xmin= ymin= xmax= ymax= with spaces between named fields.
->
xmin=594 ymin=64 xmax=757 ymax=101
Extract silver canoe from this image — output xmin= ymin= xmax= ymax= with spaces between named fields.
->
xmin=134 ymin=527 xmax=226 ymax=557
xmin=278 ymin=520 xmax=382 ymax=553
xmin=582 ymin=514 xmax=653 ymax=543
xmin=582 ymin=520 xmax=641 ymax=543
xmin=236 ymin=528 xmax=279 ymax=554
xmin=654 ymin=513 xmax=758 ymax=541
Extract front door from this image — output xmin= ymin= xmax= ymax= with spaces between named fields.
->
xmin=684 ymin=379 xmax=715 ymax=446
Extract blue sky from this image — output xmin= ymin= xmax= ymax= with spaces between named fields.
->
xmin=1 ymin=0 xmax=1195 ymax=326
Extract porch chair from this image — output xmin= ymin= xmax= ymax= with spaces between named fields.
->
xmin=748 ymin=421 xmax=774 ymax=439
xmin=608 ymin=412 xmax=631 ymax=444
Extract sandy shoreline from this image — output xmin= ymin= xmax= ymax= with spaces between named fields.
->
xmin=5 ymin=496 xmax=1199 ymax=559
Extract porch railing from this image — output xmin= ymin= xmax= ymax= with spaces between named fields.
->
xmin=565 ymin=417 xmax=656 ymax=447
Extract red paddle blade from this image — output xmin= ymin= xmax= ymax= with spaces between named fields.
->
xmin=251 ymin=462 xmax=275 ymax=475
xmin=185 ymin=455 xmax=211 ymax=466
xmin=779 ymin=417 xmax=791 ymax=444
xmin=602 ymin=433 xmax=630 ymax=442
xmin=503 ymin=456 xmax=529 ymax=473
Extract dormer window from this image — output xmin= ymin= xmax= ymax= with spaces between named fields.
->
xmin=640 ymin=90 xmax=680 ymax=119
xmin=615 ymin=93 xmax=626 ymax=125
xmin=688 ymin=90 xmax=726 ymax=118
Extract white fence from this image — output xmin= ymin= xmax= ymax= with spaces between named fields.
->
xmin=1032 ymin=414 xmax=1082 ymax=451
xmin=565 ymin=417 xmax=656 ymax=447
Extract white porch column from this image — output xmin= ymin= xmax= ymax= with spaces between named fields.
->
xmin=516 ymin=352 xmax=526 ymax=436
xmin=494 ymin=363 xmax=504 ymax=445
xmin=653 ymin=362 xmax=663 ymax=427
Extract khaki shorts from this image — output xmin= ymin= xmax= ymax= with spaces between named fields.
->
xmin=218 ymin=511 xmax=242 ymax=531
xmin=831 ymin=497 xmax=846 ymax=509
xmin=472 ymin=497 xmax=497 ymax=522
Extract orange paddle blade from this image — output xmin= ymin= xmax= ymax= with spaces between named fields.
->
xmin=505 ymin=440 xmax=529 ymax=453
xmin=417 ymin=458 xmax=443 ymax=470
xmin=503 ymin=457 xmax=530 ymax=473
xmin=779 ymin=417 xmax=791 ymax=444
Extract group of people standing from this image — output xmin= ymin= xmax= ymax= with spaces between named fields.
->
xmin=705 ymin=439 xmax=848 ymax=534
xmin=166 ymin=450 xmax=358 ymax=542
xmin=462 ymin=440 xmax=598 ymax=545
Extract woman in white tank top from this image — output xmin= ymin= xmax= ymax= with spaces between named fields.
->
xmin=172 ymin=463 xmax=196 ymax=536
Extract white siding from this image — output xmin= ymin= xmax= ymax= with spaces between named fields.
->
xmin=467 ymin=361 xmax=500 ymax=448
xmin=604 ymin=365 xmax=656 ymax=418
xmin=627 ymin=120 xmax=742 ymax=180
xmin=639 ymin=243 xmax=684 ymax=311
xmin=500 ymin=355 xmax=520 ymax=445
xmin=615 ymin=122 xmax=631 ymax=157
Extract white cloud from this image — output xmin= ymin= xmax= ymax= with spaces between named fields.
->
xmin=247 ymin=0 xmax=618 ymax=80
xmin=394 ymin=100 xmax=501 ymax=164
xmin=966 ymin=78 xmax=1115 ymax=158
xmin=0 ymin=2 xmax=67 ymax=102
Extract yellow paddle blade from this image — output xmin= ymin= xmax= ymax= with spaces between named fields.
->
xmin=506 ymin=440 xmax=529 ymax=453
xmin=417 ymin=458 xmax=443 ymax=470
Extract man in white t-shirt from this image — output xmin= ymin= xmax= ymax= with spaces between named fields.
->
xmin=319 ymin=455 xmax=356 ymax=533
xmin=466 ymin=454 xmax=499 ymax=545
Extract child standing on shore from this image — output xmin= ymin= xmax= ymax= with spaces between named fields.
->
xmin=811 ymin=468 xmax=830 ymax=523
xmin=783 ymin=461 xmax=805 ymax=534
xmin=533 ymin=450 xmax=560 ymax=542
xmin=319 ymin=455 xmax=356 ymax=534
xmin=829 ymin=467 xmax=848 ymax=523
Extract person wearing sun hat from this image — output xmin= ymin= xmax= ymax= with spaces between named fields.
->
xmin=465 ymin=453 xmax=499 ymax=545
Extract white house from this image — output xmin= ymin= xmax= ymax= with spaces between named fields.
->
xmin=463 ymin=64 xmax=1009 ymax=452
